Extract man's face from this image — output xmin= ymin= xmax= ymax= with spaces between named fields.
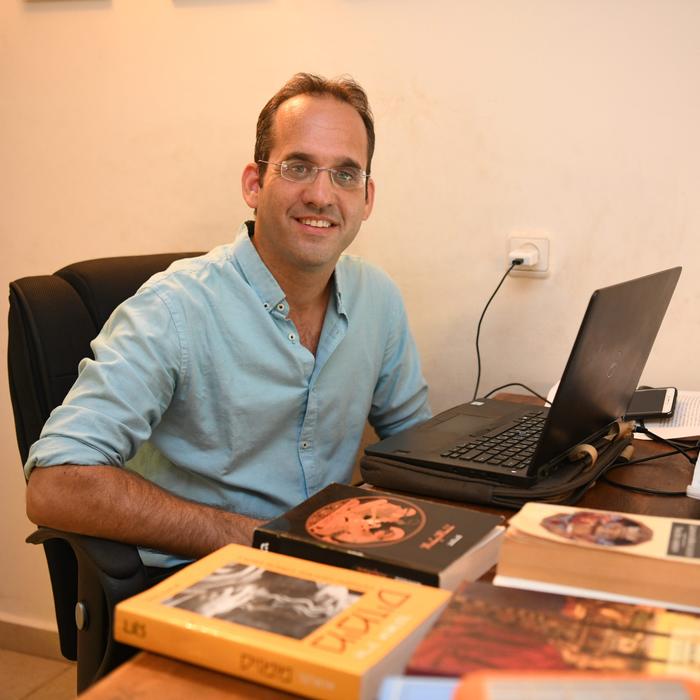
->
xmin=593 ymin=520 xmax=640 ymax=543
xmin=242 ymin=94 xmax=375 ymax=277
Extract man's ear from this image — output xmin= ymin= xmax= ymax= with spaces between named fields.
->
xmin=362 ymin=177 xmax=376 ymax=221
xmin=242 ymin=163 xmax=262 ymax=209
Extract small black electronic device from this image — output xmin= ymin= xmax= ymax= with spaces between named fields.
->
xmin=625 ymin=387 xmax=677 ymax=420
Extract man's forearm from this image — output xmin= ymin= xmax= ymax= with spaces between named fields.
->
xmin=26 ymin=465 xmax=265 ymax=559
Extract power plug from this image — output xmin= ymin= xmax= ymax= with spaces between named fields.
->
xmin=507 ymin=236 xmax=550 ymax=277
xmin=508 ymin=243 xmax=539 ymax=267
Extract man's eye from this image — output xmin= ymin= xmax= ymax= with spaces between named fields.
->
xmin=335 ymin=168 xmax=358 ymax=184
xmin=285 ymin=161 xmax=311 ymax=176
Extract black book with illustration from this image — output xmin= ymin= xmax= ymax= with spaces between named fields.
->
xmin=253 ymin=482 xmax=505 ymax=590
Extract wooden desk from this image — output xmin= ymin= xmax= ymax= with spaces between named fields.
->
xmin=80 ymin=652 xmax=298 ymax=699
xmin=81 ymin=395 xmax=700 ymax=699
xmin=576 ymin=434 xmax=700 ymax=519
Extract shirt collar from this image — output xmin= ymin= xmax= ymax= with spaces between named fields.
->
xmin=331 ymin=267 xmax=347 ymax=318
xmin=232 ymin=220 xmax=349 ymax=319
xmin=232 ymin=221 xmax=286 ymax=313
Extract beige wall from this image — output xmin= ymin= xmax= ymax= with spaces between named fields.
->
xmin=2 ymin=1 xmax=699 ymax=635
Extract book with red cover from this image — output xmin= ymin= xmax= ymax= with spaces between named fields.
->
xmin=407 ymin=580 xmax=700 ymax=679
xmin=253 ymin=483 xmax=505 ymax=590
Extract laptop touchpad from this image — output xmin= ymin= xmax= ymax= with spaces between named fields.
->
xmin=432 ymin=409 xmax=505 ymax=434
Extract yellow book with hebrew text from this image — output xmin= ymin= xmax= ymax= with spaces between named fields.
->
xmin=114 ymin=544 xmax=450 ymax=700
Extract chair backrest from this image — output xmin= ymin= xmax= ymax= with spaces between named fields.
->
xmin=7 ymin=251 xmax=202 ymax=691
xmin=9 ymin=252 xmax=202 ymax=461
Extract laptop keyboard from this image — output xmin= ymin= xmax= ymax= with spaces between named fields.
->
xmin=439 ymin=410 xmax=546 ymax=471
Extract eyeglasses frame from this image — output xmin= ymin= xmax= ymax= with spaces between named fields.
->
xmin=257 ymin=159 xmax=370 ymax=193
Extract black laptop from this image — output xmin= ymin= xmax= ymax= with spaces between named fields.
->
xmin=365 ymin=267 xmax=681 ymax=486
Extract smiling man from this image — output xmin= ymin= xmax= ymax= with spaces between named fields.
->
xmin=242 ymin=83 xmax=376 ymax=354
xmin=24 ymin=73 xmax=430 ymax=573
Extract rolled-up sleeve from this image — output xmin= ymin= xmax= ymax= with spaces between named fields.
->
xmin=24 ymin=287 xmax=183 ymax=477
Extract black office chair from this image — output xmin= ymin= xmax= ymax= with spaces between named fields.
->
xmin=8 ymin=251 xmax=202 ymax=693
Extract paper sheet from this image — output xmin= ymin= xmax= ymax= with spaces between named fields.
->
xmin=634 ymin=391 xmax=700 ymax=500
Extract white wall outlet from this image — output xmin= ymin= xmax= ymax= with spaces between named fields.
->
xmin=507 ymin=236 xmax=550 ymax=277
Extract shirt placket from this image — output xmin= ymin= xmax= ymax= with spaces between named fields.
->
xmin=270 ymin=298 xmax=319 ymax=488
xmin=299 ymin=303 xmax=347 ymax=493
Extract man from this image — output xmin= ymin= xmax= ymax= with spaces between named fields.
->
xmin=25 ymin=73 xmax=430 ymax=569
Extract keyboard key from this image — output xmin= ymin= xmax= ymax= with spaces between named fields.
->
xmin=458 ymin=449 xmax=484 ymax=460
xmin=445 ymin=413 xmax=545 ymax=470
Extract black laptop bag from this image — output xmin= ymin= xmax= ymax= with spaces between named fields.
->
xmin=360 ymin=420 xmax=634 ymax=510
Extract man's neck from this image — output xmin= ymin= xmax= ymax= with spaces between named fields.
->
xmin=279 ymin=267 xmax=332 ymax=308
xmin=277 ymin=271 xmax=333 ymax=356
xmin=250 ymin=231 xmax=335 ymax=353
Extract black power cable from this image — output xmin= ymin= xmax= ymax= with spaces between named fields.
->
xmin=601 ymin=423 xmax=698 ymax=496
xmin=481 ymin=382 xmax=549 ymax=403
xmin=472 ymin=262 xmax=517 ymax=401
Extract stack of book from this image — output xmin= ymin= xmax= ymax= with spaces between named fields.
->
xmin=494 ymin=502 xmax=700 ymax=612
xmin=112 ymin=495 xmax=700 ymax=698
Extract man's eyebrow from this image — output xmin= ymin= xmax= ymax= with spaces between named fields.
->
xmin=282 ymin=151 xmax=314 ymax=163
xmin=336 ymin=157 xmax=365 ymax=171
xmin=282 ymin=152 xmax=364 ymax=170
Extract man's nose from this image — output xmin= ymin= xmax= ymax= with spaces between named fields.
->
xmin=301 ymin=169 xmax=335 ymax=208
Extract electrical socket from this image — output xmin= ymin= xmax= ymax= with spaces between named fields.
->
xmin=507 ymin=236 xmax=550 ymax=277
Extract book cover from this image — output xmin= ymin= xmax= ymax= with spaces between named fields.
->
xmin=377 ymin=675 xmax=458 ymax=700
xmin=455 ymin=671 xmax=700 ymax=700
xmin=406 ymin=580 xmax=700 ymax=679
xmin=114 ymin=544 xmax=450 ymax=700
xmin=252 ymin=482 xmax=505 ymax=590
xmin=495 ymin=502 xmax=700 ymax=612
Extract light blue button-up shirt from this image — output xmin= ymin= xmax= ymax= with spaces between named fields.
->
xmin=26 ymin=223 xmax=430 ymax=566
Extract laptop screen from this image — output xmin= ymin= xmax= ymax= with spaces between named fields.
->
xmin=532 ymin=266 xmax=682 ymax=469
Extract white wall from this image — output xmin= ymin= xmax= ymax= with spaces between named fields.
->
xmin=2 ymin=0 xmax=699 ymax=633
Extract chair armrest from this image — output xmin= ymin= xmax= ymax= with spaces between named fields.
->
xmin=27 ymin=527 xmax=148 ymax=692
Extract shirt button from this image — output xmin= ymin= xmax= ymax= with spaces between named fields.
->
xmin=288 ymin=332 xmax=296 ymax=342
xmin=301 ymin=441 xmax=309 ymax=449
xmin=263 ymin=302 xmax=271 ymax=310
xmin=277 ymin=303 xmax=285 ymax=312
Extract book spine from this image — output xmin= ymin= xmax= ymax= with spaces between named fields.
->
xmin=114 ymin=607 xmax=359 ymax=700
xmin=253 ymin=530 xmax=439 ymax=587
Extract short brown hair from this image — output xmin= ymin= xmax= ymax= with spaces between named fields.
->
xmin=254 ymin=73 xmax=375 ymax=181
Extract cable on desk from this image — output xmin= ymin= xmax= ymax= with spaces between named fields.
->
xmin=481 ymin=382 xmax=549 ymax=403
xmin=635 ymin=422 xmax=699 ymax=466
xmin=600 ymin=442 xmax=698 ymax=497
xmin=601 ymin=476 xmax=688 ymax=497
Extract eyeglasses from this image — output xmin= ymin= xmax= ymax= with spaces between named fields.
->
xmin=257 ymin=159 xmax=368 ymax=190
